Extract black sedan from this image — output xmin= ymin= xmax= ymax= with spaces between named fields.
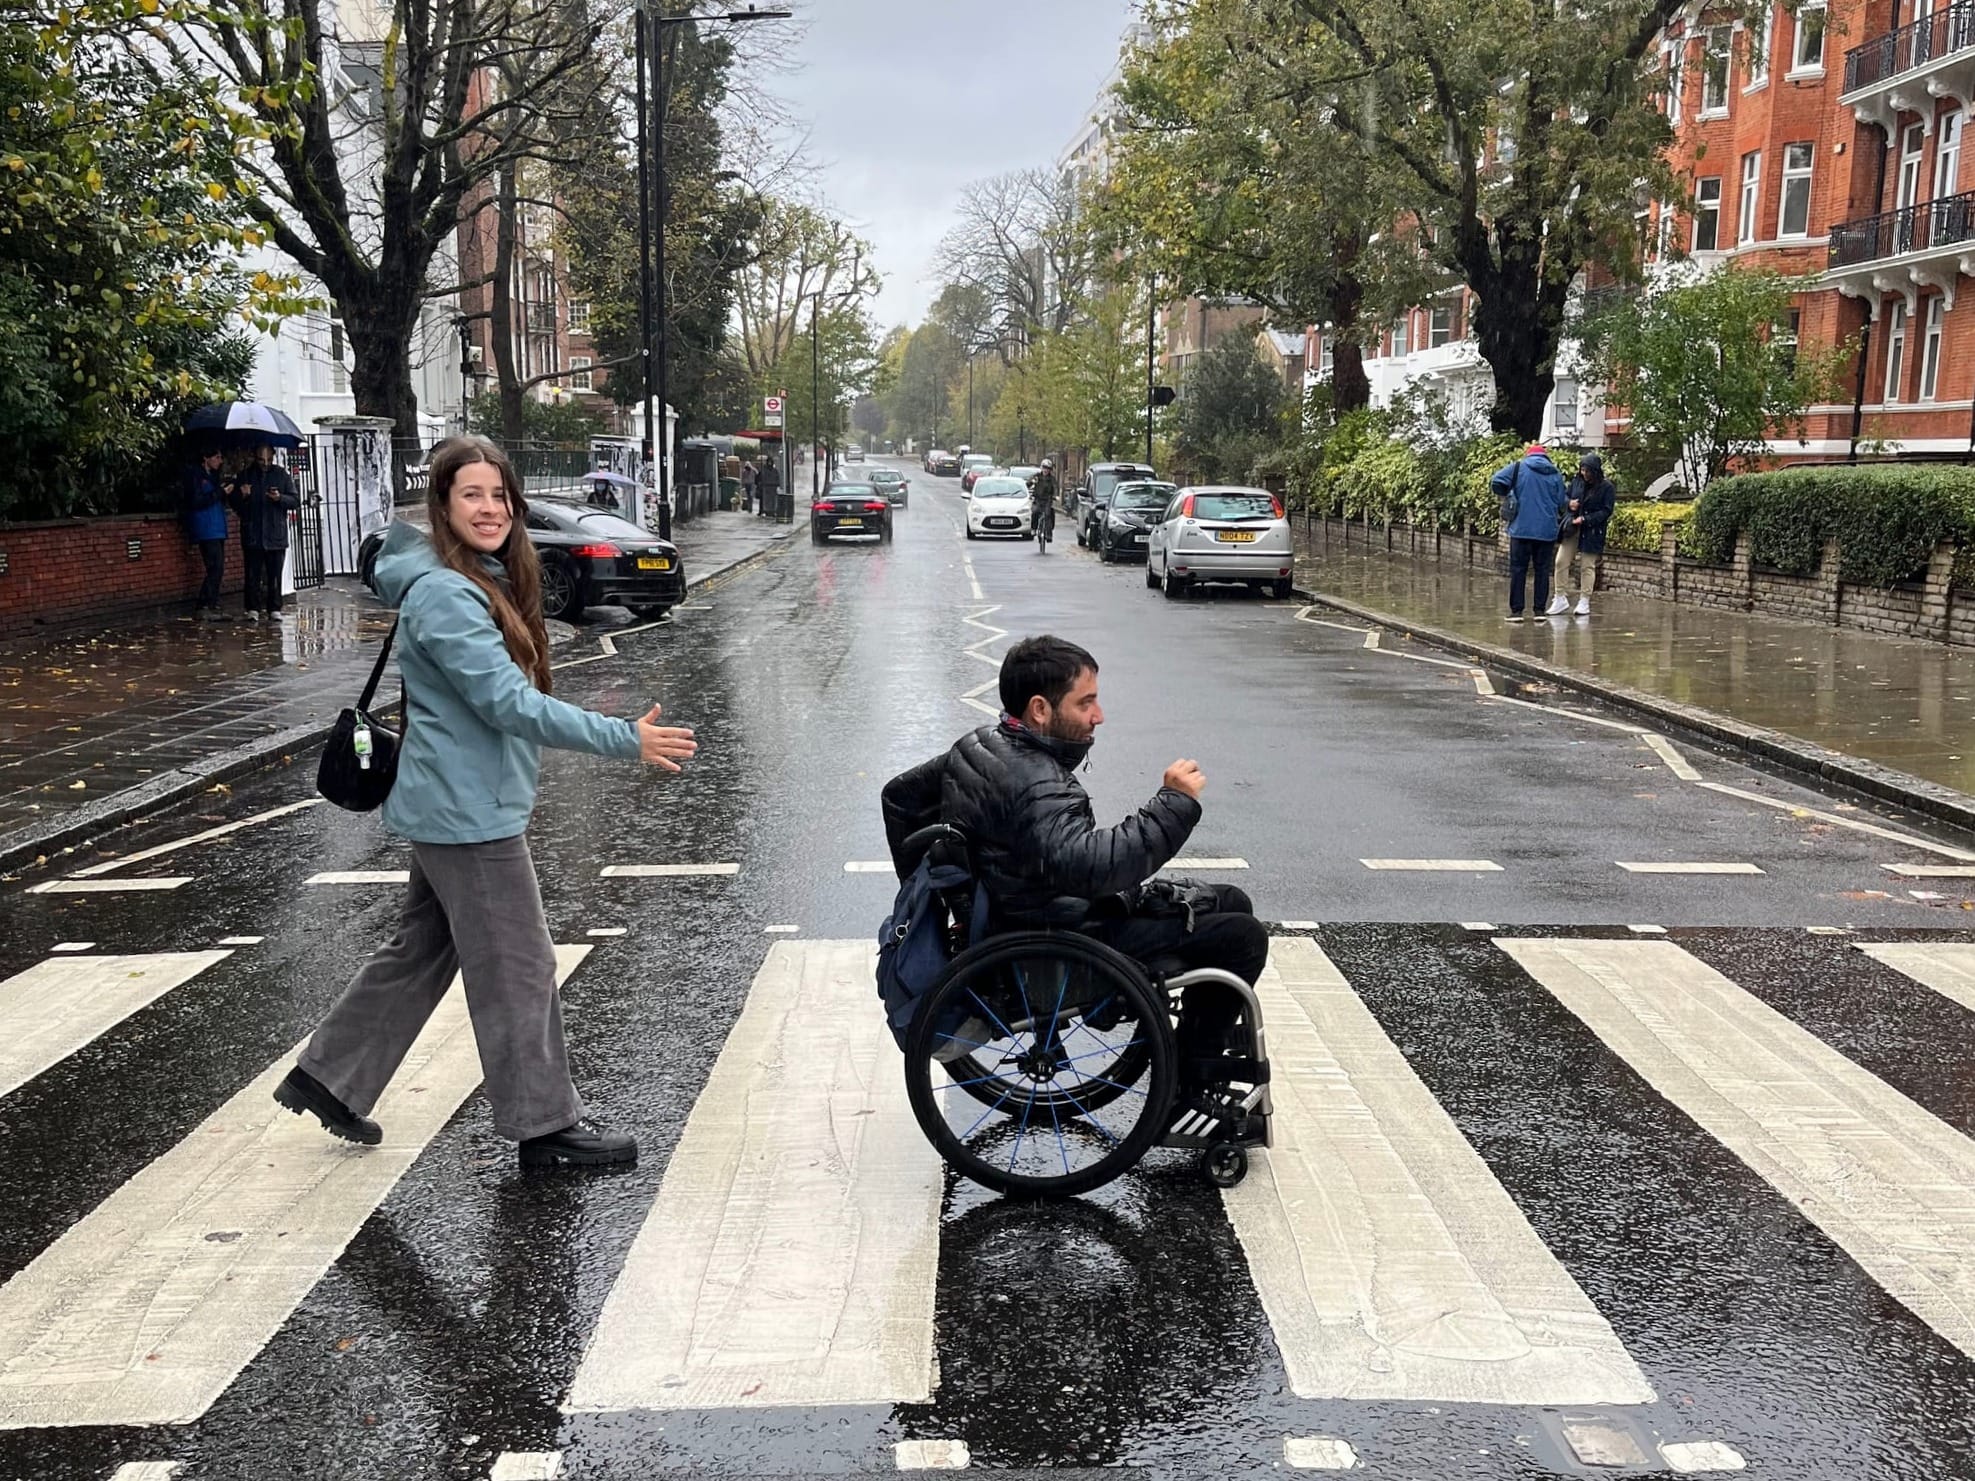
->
xmin=812 ymin=481 xmax=895 ymax=543
xmin=928 ymin=451 xmax=962 ymax=477
xmin=865 ymin=467 xmax=909 ymax=506
xmin=1093 ymin=480 xmax=1180 ymax=563
xmin=359 ymin=501 xmax=686 ymax=622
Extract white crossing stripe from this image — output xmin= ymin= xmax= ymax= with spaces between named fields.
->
xmin=26 ymin=878 xmax=191 ymax=895
xmin=568 ymin=941 xmax=942 ymax=1412
xmin=305 ymin=870 xmax=410 ymax=885
xmin=894 ymin=1439 xmax=970 ymax=1470
xmin=1278 ymin=920 xmax=1321 ymax=931
xmin=1628 ymin=924 xmax=1668 ymax=935
xmin=1856 ymin=941 xmax=1975 ymax=1015
xmin=1222 ymin=937 xmax=1652 ymax=1405
xmin=764 ymin=924 xmax=800 ymax=934
xmin=50 ymin=942 xmax=95 ymax=953
xmin=1460 ymin=922 xmax=1497 ymax=931
xmin=1640 ymin=733 xmax=1702 ymax=781
xmin=70 ymin=800 xmax=322 ymax=877
xmin=598 ymin=863 xmax=740 ymax=878
xmin=1284 ymin=1436 xmax=1360 ymax=1470
xmin=1361 ymin=859 xmax=1503 ymax=872
xmin=1501 ymin=937 xmax=1975 ymax=1366
xmin=1880 ymin=863 xmax=1975 ymax=878
xmin=109 ymin=1465 xmax=182 ymax=1481
xmin=843 ymin=861 xmax=894 ymax=873
xmin=489 ymin=1452 xmax=563 ymax=1480
xmin=0 ymin=952 xmax=232 ymax=1099
xmin=1808 ymin=926 xmax=1854 ymax=935
xmin=1615 ymin=862 xmax=1764 ymax=875
xmin=217 ymin=936 xmax=264 ymax=947
xmin=1662 ymin=1440 xmax=1748 ymax=1473
xmin=1164 ymin=857 xmax=1249 ymax=870
xmin=0 ymin=946 xmax=590 ymax=1429
xmin=586 ymin=928 xmax=628 ymax=938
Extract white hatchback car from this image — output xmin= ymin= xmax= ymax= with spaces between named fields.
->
xmin=964 ymin=475 xmax=1033 ymax=539
xmin=1145 ymin=485 xmax=1295 ymax=599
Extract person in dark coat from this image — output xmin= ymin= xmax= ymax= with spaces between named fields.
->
xmin=232 ymin=441 xmax=300 ymax=621
xmin=881 ymin=634 xmax=1267 ymax=1077
xmin=181 ymin=446 xmax=232 ymax=620
xmin=755 ymin=454 xmax=781 ymax=518
xmin=1489 ymin=444 xmax=1569 ymax=622
xmin=1547 ymin=452 xmax=1617 ymax=617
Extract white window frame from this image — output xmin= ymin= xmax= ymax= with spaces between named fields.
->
xmin=567 ymin=301 xmax=592 ymax=333
xmin=1745 ymin=9 xmax=1772 ymax=90
xmin=1701 ymin=26 xmax=1733 ymax=115
xmin=1779 ymin=307 xmax=1801 ymax=374
xmin=1885 ymin=299 xmax=1909 ymax=404
xmin=1738 ymin=151 xmax=1762 ymax=246
xmin=1553 ymin=379 xmax=1580 ymax=430
xmin=1318 ymin=338 xmax=1334 ymax=377
xmin=1789 ymin=0 xmax=1826 ymax=73
xmin=570 ymin=355 xmax=593 ymax=393
xmin=1666 ymin=41 xmax=1686 ymax=124
xmin=1694 ymin=176 xmax=1723 ymax=251
xmin=1921 ymin=297 xmax=1946 ymax=400
xmin=1779 ymin=143 xmax=1814 ymax=239
xmin=1938 ymin=112 xmax=1964 ymax=202
xmin=1429 ymin=303 xmax=1454 ymax=348
xmin=1392 ymin=316 xmax=1410 ymax=357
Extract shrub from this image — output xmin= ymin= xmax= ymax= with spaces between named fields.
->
xmin=1689 ymin=465 xmax=1975 ymax=586
xmin=1606 ymin=500 xmax=1694 ymax=555
xmin=1333 ymin=438 xmax=1425 ymax=522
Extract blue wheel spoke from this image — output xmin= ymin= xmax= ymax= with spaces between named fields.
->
xmin=957 ymin=1080 xmax=1018 ymax=1142
xmin=966 ymin=987 xmax=1022 ymax=1045
xmin=1008 ymin=1073 xmax=1036 ymax=1172
xmin=1050 ymin=1082 xmax=1121 ymax=1145
xmin=1060 ymin=1038 xmax=1145 ymax=1066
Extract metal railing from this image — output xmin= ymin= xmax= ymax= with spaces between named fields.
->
xmin=1829 ymin=188 xmax=1975 ymax=266
xmin=1845 ymin=0 xmax=1975 ymax=92
xmin=525 ymin=302 xmax=558 ymax=335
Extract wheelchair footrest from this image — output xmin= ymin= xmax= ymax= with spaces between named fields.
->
xmin=1184 ymin=1055 xmax=1269 ymax=1086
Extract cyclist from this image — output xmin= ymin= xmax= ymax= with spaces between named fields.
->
xmin=1029 ymin=459 xmax=1058 ymax=547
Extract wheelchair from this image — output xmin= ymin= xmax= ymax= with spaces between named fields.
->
xmin=895 ymin=825 xmax=1272 ymax=1198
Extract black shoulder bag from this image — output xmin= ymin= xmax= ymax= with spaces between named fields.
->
xmin=318 ymin=621 xmax=406 ymax=813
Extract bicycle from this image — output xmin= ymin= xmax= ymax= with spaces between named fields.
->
xmin=1034 ymin=501 xmax=1054 ymax=554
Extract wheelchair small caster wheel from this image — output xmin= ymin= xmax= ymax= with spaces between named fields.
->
xmin=1203 ymin=1142 xmax=1248 ymax=1188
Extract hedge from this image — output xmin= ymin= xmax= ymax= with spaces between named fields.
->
xmin=1688 ymin=465 xmax=1975 ymax=587
xmin=1607 ymin=500 xmax=1694 ymax=555
xmin=1307 ymin=429 xmax=1617 ymax=537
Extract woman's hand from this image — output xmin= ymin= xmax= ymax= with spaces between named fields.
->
xmin=637 ymin=704 xmax=698 ymax=772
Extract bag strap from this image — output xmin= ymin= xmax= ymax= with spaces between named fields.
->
xmin=357 ymin=620 xmax=398 ymax=713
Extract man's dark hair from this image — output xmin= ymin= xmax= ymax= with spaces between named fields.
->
xmin=999 ymin=635 xmax=1097 ymax=717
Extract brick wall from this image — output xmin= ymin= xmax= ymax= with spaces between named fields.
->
xmin=0 ymin=513 xmax=243 ymax=637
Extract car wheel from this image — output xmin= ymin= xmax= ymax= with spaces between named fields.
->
xmin=1272 ymin=578 xmax=1293 ymax=599
xmin=1145 ymin=561 xmax=1159 ymax=590
xmin=1098 ymin=537 xmax=1113 ymax=563
xmin=811 ymin=525 xmax=826 ymax=545
xmin=1162 ymin=568 xmax=1187 ymax=601
xmin=539 ymin=554 xmax=581 ymax=621
xmin=1075 ymin=522 xmax=1087 ymax=548
xmin=881 ymin=523 xmax=893 ymax=543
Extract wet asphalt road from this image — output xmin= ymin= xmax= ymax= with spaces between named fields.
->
xmin=6 ymin=458 xmax=1975 ymax=1479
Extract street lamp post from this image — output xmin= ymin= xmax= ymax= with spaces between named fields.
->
xmin=809 ymin=244 xmax=863 ymax=500
xmin=637 ymin=2 xmax=789 ymax=538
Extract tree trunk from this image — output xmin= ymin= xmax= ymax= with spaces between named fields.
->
xmin=1470 ymin=257 xmax=1567 ymax=440
xmin=348 ymin=309 xmax=420 ymax=493
xmin=492 ymin=161 xmax=526 ymax=446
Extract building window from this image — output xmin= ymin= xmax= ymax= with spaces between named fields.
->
xmin=1666 ymin=42 xmax=1685 ymax=124
xmin=1791 ymin=0 xmax=1825 ymax=70
xmin=1318 ymin=338 xmax=1334 ymax=378
xmin=1885 ymin=299 xmax=1909 ymax=403
xmin=1702 ymin=26 xmax=1732 ymax=113
xmin=1779 ymin=307 xmax=1801 ymax=375
xmin=1937 ymin=112 xmax=1963 ymax=203
xmin=1779 ymin=143 xmax=1814 ymax=238
xmin=567 ymin=301 xmax=591 ymax=333
xmin=1746 ymin=9 xmax=1771 ymax=88
xmin=1429 ymin=303 xmax=1453 ymax=348
xmin=1392 ymin=316 xmax=1410 ymax=357
xmin=1553 ymin=379 xmax=1580 ymax=430
xmin=1739 ymin=151 xmax=1762 ymax=245
xmin=1694 ymin=176 xmax=1723 ymax=251
xmin=570 ymin=356 xmax=593 ymax=393
xmin=1921 ymin=297 xmax=1945 ymax=400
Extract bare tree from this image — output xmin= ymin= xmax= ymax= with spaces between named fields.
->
xmin=732 ymin=201 xmax=875 ymax=383
xmin=936 ymin=169 xmax=1090 ymax=347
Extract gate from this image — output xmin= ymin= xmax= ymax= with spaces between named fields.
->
xmin=285 ymin=443 xmax=326 ymax=590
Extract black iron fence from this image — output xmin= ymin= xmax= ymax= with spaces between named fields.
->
xmin=1844 ymin=1 xmax=1975 ymax=92
xmin=1830 ymin=188 xmax=1975 ymax=266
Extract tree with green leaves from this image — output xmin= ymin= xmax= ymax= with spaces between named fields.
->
xmin=1173 ymin=332 xmax=1290 ymax=483
xmin=1578 ymin=266 xmax=1847 ymax=494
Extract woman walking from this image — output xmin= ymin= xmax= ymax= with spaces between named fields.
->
xmin=275 ymin=436 xmax=697 ymax=1168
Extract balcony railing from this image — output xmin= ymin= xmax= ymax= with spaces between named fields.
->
xmin=1844 ymin=1 xmax=1975 ymax=93
xmin=1829 ymin=188 xmax=1975 ymax=266
xmin=526 ymin=302 xmax=558 ymax=335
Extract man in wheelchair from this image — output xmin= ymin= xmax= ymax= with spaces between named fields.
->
xmin=882 ymin=634 xmax=1269 ymax=1097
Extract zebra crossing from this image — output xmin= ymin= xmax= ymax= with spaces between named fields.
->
xmin=4 ymin=926 xmax=1975 ymax=1476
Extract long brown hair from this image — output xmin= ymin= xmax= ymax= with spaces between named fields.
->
xmin=425 ymin=435 xmax=553 ymax=692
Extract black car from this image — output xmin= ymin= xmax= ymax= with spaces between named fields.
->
xmin=1092 ymin=480 xmax=1178 ymax=563
xmin=1074 ymin=462 xmax=1159 ymax=545
xmin=929 ymin=451 xmax=962 ymax=477
xmin=865 ymin=467 xmax=909 ymax=506
xmin=358 ymin=501 xmax=686 ymax=622
xmin=811 ymin=480 xmax=894 ymax=543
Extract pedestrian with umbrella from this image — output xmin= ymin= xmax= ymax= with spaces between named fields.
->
xmin=184 ymin=402 xmax=306 ymax=623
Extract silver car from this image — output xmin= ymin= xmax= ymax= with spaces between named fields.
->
xmin=1144 ymin=485 xmax=1295 ymax=599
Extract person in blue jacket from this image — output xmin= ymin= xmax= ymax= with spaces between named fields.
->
xmin=1489 ymin=443 xmax=1569 ymax=622
xmin=274 ymin=435 xmax=699 ymax=1169
xmin=181 ymin=445 xmax=232 ymax=620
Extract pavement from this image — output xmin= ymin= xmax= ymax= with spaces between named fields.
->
xmin=0 ymin=510 xmax=793 ymax=875
xmin=7 ymin=460 xmax=1975 ymax=1479
xmin=1291 ymin=536 xmax=1975 ymax=829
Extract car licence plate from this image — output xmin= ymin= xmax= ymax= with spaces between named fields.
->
xmin=637 ymin=556 xmax=671 ymax=571
xmin=838 ymin=517 xmax=863 ymax=527
xmin=1215 ymin=530 xmax=1259 ymax=543
xmin=987 ymin=518 xmax=1016 ymax=528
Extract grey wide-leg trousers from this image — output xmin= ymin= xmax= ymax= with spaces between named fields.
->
xmin=298 ymin=833 xmax=584 ymax=1140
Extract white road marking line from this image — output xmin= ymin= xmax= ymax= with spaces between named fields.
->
xmin=1641 ymin=733 xmax=1702 ymax=781
xmin=0 ymin=947 xmax=591 ymax=1429
xmin=1808 ymin=926 xmax=1854 ymax=935
xmin=304 ymin=870 xmax=410 ymax=885
xmin=217 ymin=936 xmax=264 ymax=947
xmin=1912 ymin=889 xmax=1948 ymax=901
xmin=1362 ymin=629 xmax=1381 ymax=651
xmin=489 ymin=1452 xmax=563 ymax=1480
xmin=1166 ymin=857 xmax=1250 ymax=870
xmin=586 ymin=928 xmax=628 ymax=938
xmin=1502 ymin=936 xmax=1975 ymax=1366
xmin=764 ymin=924 xmax=800 ymax=934
xmin=1881 ymin=862 xmax=1975 ymax=878
xmin=50 ymin=942 xmax=95 ymax=953
xmin=958 ymin=605 xmax=1006 ymax=715
xmin=1284 ymin=1436 xmax=1360 ymax=1470
xmin=1857 ymin=941 xmax=1975 ymax=1014
xmin=568 ymin=940 xmax=943 ymax=1412
xmin=0 ymin=951 xmax=232 ymax=1099
xmin=1461 ymin=922 xmax=1497 ymax=931
xmin=598 ymin=863 xmax=740 ymax=878
xmin=895 ymin=1438 xmax=971 ymax=1470
xmin=109 ymin=1464 xmax=182 ymax=1481
xmin=960 ymin=679 xmax=998 ymax=716
xmin=69 ymin=800 xmax=323 ymax=878
xmin=1482 ymin=692 xmax=1648 ymax=733
xmin=26 ymin=878 xmax=191 ymax=895
xmin=1698 ymin=781 xmax=1975 ymax=862
xmin=844 ymin=861 xmax=894 ymax=873
xmin=1471 ymin=670 xmax=1495 ymax=696
xmin=1278 ymin=920 xmax=1321 ymax=930
xmin=1361 ymin=859 xmax=1503 ymax=872
xmin=1661 ymin=1440 xmax=1748 ymax=1473
xmin=1229 ymin=938 xmax=1651 ymax=1404
xmin=552 ymin=634 xmax=619 ymax=672
xmin=1615 ymin=861 xmax=1764 ymax=875
xmin=1628 ymin=924 xmax=1668 ymax=934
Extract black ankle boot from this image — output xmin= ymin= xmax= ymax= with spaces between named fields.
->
xmin=273 ymin=1066 xmax=382 ymax=1146
xmin=519 ymin=1118 xmax=638 ymax=1168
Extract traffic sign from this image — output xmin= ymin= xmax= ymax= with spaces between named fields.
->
xmin=763 ymin=394 xmax=785 ymax=429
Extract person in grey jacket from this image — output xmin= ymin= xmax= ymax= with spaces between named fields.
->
xmin=232 ymin=442 xmax=300 ymax=621
xmin=1547 ymin=451 xmax=1617 ymax=617
xmin=274 ymin=435 xmax=698 ymax=1169
xmin=1489 ymin=444 xmax=1569 ymax=622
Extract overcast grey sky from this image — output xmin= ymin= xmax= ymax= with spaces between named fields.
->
xmin=760 ymin=0 xmax=1139 ymax=329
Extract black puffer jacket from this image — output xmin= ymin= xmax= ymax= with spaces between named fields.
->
xmin=882 ymin=718 xmax=1201 ymax=927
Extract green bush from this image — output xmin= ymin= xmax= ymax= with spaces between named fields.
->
xmin=1606 ymin=500 xmax=1694 ymax=554
xmin=1333 ymin=438 xmax=1425 ymax=522
xmin=1689 ymin=465 xmax=1975 ymax=586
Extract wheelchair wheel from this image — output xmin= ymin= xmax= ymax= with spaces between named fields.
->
xmin=905 ymin=933 xmax=1176 ymax=1198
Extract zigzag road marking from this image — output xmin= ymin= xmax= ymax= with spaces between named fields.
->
xmin=960 ymin=604 xmax=1007 ymax=717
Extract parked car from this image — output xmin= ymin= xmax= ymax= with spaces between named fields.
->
xmin=1073 ymin=462 xmax=1159 ymax=544
xmin=928 ymin=450 xmax=963 ymax=477
xmin=960 ymin=460 xmax=1004 ymax=493
xmin=358 ymin=501 xmax=685 ymax=623
xmin=1145 ymin=486 xmax=1293 ymax=599
xmin=964 ymin=475 xmax=1033 ymax=539
xmin=1092 ymin=480 xmax=1179 ymax=563
xmin=865 ymin=467 xmax=909 ymax=506
xmin=923 ymin=448 xmax=951 ymax=473
xmin=812 ymin=479 xmax=895 ymax=543
xmin=844 ymin=443 xmax=865 ymax=463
